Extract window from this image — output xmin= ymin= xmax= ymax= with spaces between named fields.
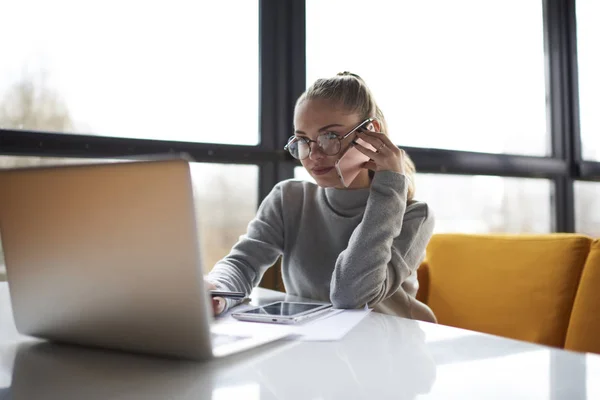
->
xmin=190 ymin=163 xmax=258 ymax=272
xmin=416 ymin=174 xmax=552 ymax=233
xmin=576 ymin=0 xmax=600 ymax=161
xmin=575 ymin=181 xmax=600 ymax=237
xmin=295 ymin=167 xmax=552 ymax=234
xmin=0 ymin=156 xmax=258 ymax=275
xmin=306 ymin=0 xmax=548 ymax=156
xmin=0 ymin=1 xmax=259 ymax=145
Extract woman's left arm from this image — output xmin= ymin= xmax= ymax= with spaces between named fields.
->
xmin=330 ymin=131 xmax=435 ymax=308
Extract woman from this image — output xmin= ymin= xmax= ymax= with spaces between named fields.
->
xmin=206 ymin=72 xmax=436 ymax=322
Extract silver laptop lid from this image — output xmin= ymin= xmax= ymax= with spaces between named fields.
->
xmin=0 ymin=159 xmax=213 ymax=360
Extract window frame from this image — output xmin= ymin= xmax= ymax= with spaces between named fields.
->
xmin=1 ymin=0 xmax=599 ymax=262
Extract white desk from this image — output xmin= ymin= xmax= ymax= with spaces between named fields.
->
xmin=0 ymin=282 xmax=598 ymax=399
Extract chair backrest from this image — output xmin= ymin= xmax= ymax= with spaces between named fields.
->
xmin=425 ymin=233 xmax=592 ymax=348
xmin=565 ymin=239 xmax=600 ymax=354
xmin=415 ymin=261 xmax=430 ymax=304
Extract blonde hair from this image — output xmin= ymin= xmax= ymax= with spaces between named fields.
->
xmin=296 ymin=71 xmax=416 ymax=201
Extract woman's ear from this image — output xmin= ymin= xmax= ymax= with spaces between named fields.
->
xmin=371 ymin=120 xmax=382 ymax=132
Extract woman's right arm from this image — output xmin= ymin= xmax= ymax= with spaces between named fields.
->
xmin=205 ymin=183 xmax=285 ymax=312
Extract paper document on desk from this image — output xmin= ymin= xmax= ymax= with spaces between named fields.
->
xmin=213 ymin=308 xmax=371 ymax=342
xmin=291 ymin=309 xmax=371 ymax=341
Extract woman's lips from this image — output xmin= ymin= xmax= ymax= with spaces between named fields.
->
xmin=312 ymin=167 xmax=334 ymax=176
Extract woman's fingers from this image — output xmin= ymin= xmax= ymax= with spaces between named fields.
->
xmin=354 ymin=131 xmax=405 ymax=174
xmin=357 ymin=130 xmax=383 ymax=139
xmin=204 ymin=279 xmax=225 ymax=316
xmin=361 ymin=160 xmax=378 ymax=170
xmin=376 ymin=132 xmax=398 ymax=149
xmin=213 ymin=297 xmax=226 ymax=315
xmin=358 ymin=131 xmax=398 ymax=152
xmin=355 ymin=131 xmax=384 ymax=150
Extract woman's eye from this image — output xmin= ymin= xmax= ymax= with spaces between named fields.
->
xmin=324 ymin=132 xmax=338 ymax=139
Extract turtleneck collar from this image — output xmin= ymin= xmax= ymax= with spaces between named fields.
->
xmin=321 ymin=186 xmax=370 ymax=217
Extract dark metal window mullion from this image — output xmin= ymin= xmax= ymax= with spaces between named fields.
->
xmin=544 ymin=0 xmax=580 ymax=232
xmin=258 ymin=0 xmax=305 ymax=291
xmin=258 ymin=0 xmax=305 ymax=206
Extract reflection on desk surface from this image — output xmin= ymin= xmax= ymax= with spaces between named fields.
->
xmin=11 ymin=341 xmax=218 ymax=400
xmin=3 ymin=316 xmax=435 ymax=400
xmin=9 ymin=341 xmax=298 ymax=400
xmin=248 ymin=312 xmax=436 ymax=400
xmin=1 ymin=305 xmax=599 ymax=399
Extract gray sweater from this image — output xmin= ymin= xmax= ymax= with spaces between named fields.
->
xmin=207 ymin=170 xmax=436 ymax=322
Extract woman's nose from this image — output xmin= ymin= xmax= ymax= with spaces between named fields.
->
xmin=308 ymin=142 xmax=326 ymax=161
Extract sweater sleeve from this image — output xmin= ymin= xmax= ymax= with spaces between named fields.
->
xmin=329 ymin=170 xmax=434 ymax=309
xmin=206 ymin=183 xmax=285 ymax=308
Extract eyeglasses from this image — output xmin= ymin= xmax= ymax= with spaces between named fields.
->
xmin=284 ymin=118 xmax=375 ymax=160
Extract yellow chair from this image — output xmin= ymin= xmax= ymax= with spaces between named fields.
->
xmin=565 ymin=239 xmax=600 ymax=354
xmin=424 ymin=234 xmax=592 ymax=348
xmin=416 ymin=261 xmax=430 ymax=305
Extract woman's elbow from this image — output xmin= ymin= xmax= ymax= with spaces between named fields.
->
xmin=329 ymin=291 xmax=355 ymax=309
xmin=330 ymin=291 xmax=377 ymax=310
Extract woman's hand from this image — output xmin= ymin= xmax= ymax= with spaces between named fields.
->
xmin=204 ymin=279 xmax=226 ymax=316
xmin=353 ymin=130 xmax=406 ymax=174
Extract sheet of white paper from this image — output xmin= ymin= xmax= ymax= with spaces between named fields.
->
xmin=291 ymin=309 xmax=371 ymax=341
xmin=212 ymin=307 xmax=371 ymax=342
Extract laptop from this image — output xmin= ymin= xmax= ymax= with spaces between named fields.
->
xmin=0 ymin=158 xmax=289 ymax=360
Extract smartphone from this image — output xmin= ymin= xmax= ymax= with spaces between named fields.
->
xmin=335 ymin=130 xmax=377 ymax=188
xmin=209 ymin=290 xmax=246 ymax=299
xmin=231 ymin=301 xmax=333 ymax=324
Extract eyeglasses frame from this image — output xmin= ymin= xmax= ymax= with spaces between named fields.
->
xmin=284 ymin=117 xmax=376 ymax=160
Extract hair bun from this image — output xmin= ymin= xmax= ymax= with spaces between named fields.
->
xmin=337 ymin=71 xmax=362 ymax=80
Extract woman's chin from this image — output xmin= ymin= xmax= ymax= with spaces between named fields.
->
xmin=312 ymin=174 xmax=339 ymax=188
